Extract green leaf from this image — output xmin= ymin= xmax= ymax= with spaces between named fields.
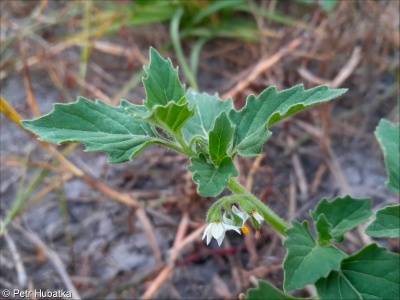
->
xmin=122 ymin=98 xmax=195 ymax=135
xmin=121 ymin=100 xmax=149 ymax=117
xmin=315 ymin=214 xmax=333 ymax=245
xmin=143 ymin=48 xmax=186 ymax=109
xmin=246 ymin=280 xmax=301 ymax=300
xmin=142 ymin=100 xmax=195 ymax=134
xmin=229 ymin=85 xmax=347 ymax=157
xmin=187 ymin=154 xmax=238 ymax=197
xmin=235 ymin=126 xmax=272 ymax=157
xmin=209 ymin=112 xmax=234 ymax=165
xmin=365 ymin=205 xmax=400 ymax=238
xmin=22 ymin=97 xmax=158 ymax=164
xmin=310 ymin=196 xmax=372 ymax=242
xmin=316 ymin=244 xmax=400 ymax=300
xmin=294 ymin=0 xmax=314 ymax=4
xmin=319 ymin=0 xmax=338 ymax=12
xmin=182 ymin=89 xmax=234 ymax=144
xmin=193 ymin=0 xmax=246 ymax=23
xmin=375 ymin=119 xmax=400 ymax=194
xmin=283 ymin=221 xmax=347 ymax=291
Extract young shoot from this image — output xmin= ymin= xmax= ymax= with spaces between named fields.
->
xmin=22 ymin=48 xmax=400 ymax=300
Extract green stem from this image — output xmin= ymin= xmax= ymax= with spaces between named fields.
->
xmin=170 ymin=8 xmax=199 ymax=91
xmin=156 ymin=139 xmax=185 ymax=155
xmin=175 ymin=132 xmax=197 ymax=157
xmin=228 ymin=177 xmax=290 ymax=236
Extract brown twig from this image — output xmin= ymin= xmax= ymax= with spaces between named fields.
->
xmin=172 ymin=212 xmax=189 ymax=249
xmin=170 ymin=224 xmax=207 ymax=257
xmin=287 ymin=135 xmax=308 ymax=199
xmin=20 ymin=39 xmax=41 ymax=117
xmin=136 ymin=208 xmax=163 ymax=265
xmin=330 ymin=46 xmax=362 ymax=89
xmin=298 ymin=45 xmax=362 ymax=160
xmin=3 ymin=230 xmax=28 ymax=288
xmin=143 ymin=266 xmax=174 ymax=299
xmin=222 ymin=37 xmax=303 ymax=100
xmin=82 ymin=175 xmax=139 ymax=208
xmin=15 ymin=225 xmax=81 ymax=300
xmin=213 ymin=275 xmax=233 ymax=299
xmin=298 ymin=67 xmax=330 ymax=85
xmin=1 ymin=157 xmax=68 ymax=173
xmin=311 ymin=163 xmax=328 ymax=194
xmin=143 ymin=224 xmax=206 ymax=299
xmin=29 ymin=173 xmax=73 ymax=206
xmin=320 ymin=102 xmax=331 ymax=157
xmin=295 ymin=118 xmax=351 ymax=195
xmin=289 ymin=172 xmax=296 ymax=220
xmin=0 ymin=97 xmax=26 ymax=130
xmin=325 ymin=147 xmax=351 ymax=195
xmin=239 ymin=264 xmax=283 ymax=288
xmin=245 ymin=153 xmax=265 ymax=191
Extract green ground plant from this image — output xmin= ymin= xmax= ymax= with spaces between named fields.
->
xmin=22 ymin=48 xmax=400 ymax=300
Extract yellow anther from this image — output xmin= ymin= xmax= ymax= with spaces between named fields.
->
xmin=241 ymin=225 xmax=249 ymax=235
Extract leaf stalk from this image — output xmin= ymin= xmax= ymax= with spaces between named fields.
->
xmin=175 ymin=132 xmax=197 ymax=157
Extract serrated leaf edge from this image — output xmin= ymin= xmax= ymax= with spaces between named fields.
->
xmin=283 ymin=220 xmax=347 ymax=291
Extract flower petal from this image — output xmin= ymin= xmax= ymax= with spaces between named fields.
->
xmin=252 ymin=211 xmax=264 ymax=224
xmin=203 ymin=223 xmax=215 ymax=245
xmin=232 ymin=205 xmax=250 ymax=225
xmin=232 ymin=205 xmax=243 ymax=215
xmin=211 ymin=222 xmax=224 ymax=239
xmin=203 ymin=223 xmax=219 ymax=245
xmin=203 ymin=215 xmax=246 ymax=246
xmin=206 ymin=230 xmax=212 ymax=245
xmin=202 ymin=223 xmax=212 ymax=240
xmin=222 ymin=223 xmax=241 ymax=234
xmin=216 ymin=231 xmax=226 ymax=246
xmin=222 ymin=213 xmax=235 ymax=225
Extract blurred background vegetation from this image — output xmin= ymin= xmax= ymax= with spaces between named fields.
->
xmin=0 ymin=0 xmax=399 ymax=299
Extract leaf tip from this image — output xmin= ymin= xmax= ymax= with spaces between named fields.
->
xmin=148 ymin=46 xmax=159 ymax=59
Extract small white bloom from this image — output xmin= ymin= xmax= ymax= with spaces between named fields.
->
xmin=202 ymin=220 xmax=241 ymax=246
xmin=203 ymin=206 xmax=251 ymax=246
xmin=231 ymin=205 xmax=249 ymax=225
xmin=223 ymin=205 xmax=249 ymax=227
xmin=230 ymin=205 xmax=250 ymax=235
xmin=250 ymin=209 xmax=264 ymax=224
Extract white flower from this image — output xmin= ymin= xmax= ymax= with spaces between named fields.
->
xmin=250 ymin=209 xmax=264 ymax=224
xmin=229 ymin=205 xmax=250 ymax=235
xmin=203 ymin=205 xmax=250 ymax=246
xmin=202 ymin=220 xmax=240 ymax=246
xmin=231 ymin=205 xmax=249 ymax=225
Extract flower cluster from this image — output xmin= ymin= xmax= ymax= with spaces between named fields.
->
xmin=203 ymin=205 xmax=265 ymax=246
